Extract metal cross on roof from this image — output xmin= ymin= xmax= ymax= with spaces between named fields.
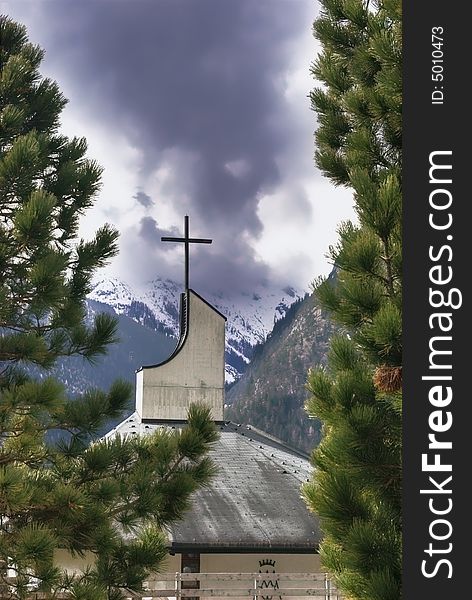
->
xmin=161 ymin=215 xmax=212 ymax=291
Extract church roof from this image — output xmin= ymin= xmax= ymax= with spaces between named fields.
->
xmin=108 ymin=415 xmax=321 ymax=553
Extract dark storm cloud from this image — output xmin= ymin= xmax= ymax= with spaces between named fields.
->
xmin=191 ymin=239 xmax=271 ymax=295
xmin=134 ymin=190 xmax=154 ymax=209
xmin=138 ymin=217 xmax=180 ymax=249
xmin=32 ymin=0 xmax=312 ymax=293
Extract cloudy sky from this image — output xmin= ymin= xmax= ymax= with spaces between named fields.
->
xmin=4 ymin=0 xmax=354 ymax=296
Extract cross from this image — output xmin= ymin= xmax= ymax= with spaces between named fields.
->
xmin=161 ymin=215 xmax=212 ymax=291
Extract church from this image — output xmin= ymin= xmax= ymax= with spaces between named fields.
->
xmin=59 ymin=218 xmax=325 ymax=593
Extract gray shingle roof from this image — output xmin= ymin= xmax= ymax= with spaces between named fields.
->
xmin=108 ymin=415 xmax=321 ymax=552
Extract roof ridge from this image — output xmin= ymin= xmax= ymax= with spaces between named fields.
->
xmin=225 ymin=421 xmax=310 ymax=460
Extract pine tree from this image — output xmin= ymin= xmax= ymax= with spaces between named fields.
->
xmin=0 ymin=16 xmax=218 ymax=599
xmin=302 ymin=1 xmax=402 ymax=599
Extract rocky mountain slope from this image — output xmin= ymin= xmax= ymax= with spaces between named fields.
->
xmin=225 ymin=292 xmax=334 ymax=454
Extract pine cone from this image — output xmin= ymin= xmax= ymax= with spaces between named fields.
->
xmin=373 ymin=365 xmax=402 ymax=393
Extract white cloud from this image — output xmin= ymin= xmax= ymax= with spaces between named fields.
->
xmin=254 ymin=179 xmax=354 ymax=289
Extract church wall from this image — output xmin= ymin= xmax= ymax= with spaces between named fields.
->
xmin=137 ymin=292 xmax=225 ymax=421
xmin=136 ymin=369 xmax=144 ymax=415
xmin=140 ymin=386 xmax=224 ymax=420
xmin=198 ymin=553 xmax=324 ymax=600
xmin=53 ymin=549 xmax=95 ymax=573
xmin=199 ymin=552 xmax=321 ymax=573
xmin=147 ymin=552 xmax=322 ymax=593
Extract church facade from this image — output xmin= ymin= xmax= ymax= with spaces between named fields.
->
xmin=58 ymin=286 xmax=323 ymax=591
xmin=108 ymin=288 xmax=322 ymax=589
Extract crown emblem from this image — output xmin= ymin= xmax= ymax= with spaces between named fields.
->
xmin=259 ymin=559 xmax=276 ymax=568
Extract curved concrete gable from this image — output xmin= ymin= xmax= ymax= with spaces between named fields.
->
xmin=136 ymin=290 xmax=226 ymax=421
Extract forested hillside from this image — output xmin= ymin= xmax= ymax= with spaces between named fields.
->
xmin=226 ymin=292 xmax=334 ymax=453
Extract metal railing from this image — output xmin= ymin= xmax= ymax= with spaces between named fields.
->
xmin=140 ymin=572 xmax=342 ymax=599
xmin=1 ymin=572 xmax=342 ymax=599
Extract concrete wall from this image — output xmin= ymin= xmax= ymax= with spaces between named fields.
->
xmin=199 ymin=553 xmax=323 ymax=599
xmin=199 ymin=553 xmax=321 ymax=573
xmin=53 ymin=549 xmax=95 ymax=574
xmin=136 ymin=291 xmax=225 ymax=421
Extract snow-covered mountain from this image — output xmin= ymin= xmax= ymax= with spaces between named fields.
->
xmin=88 ymin=277 xmax=303 ymax=383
